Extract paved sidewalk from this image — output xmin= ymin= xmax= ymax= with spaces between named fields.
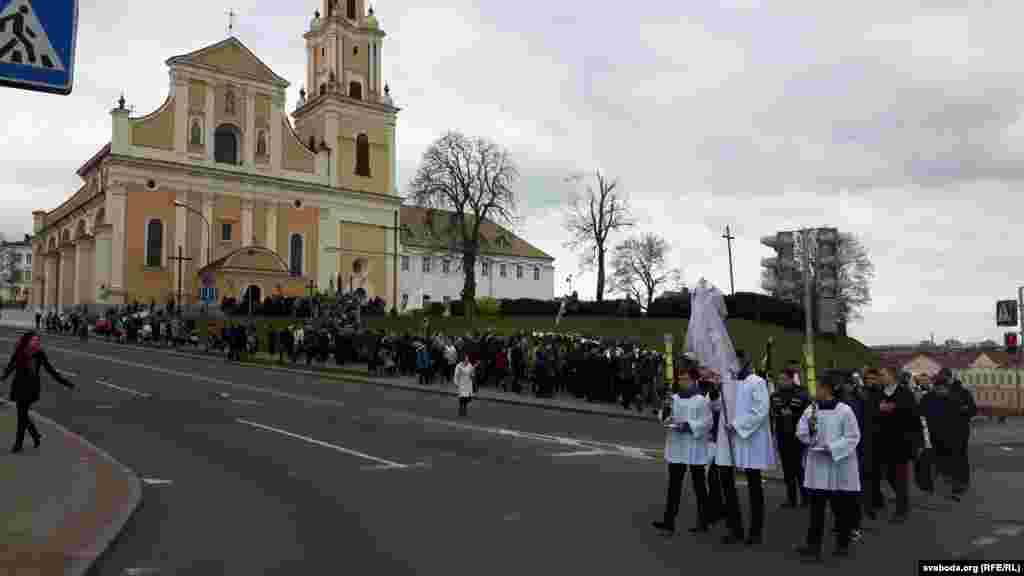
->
xmin=0 ymin=401 xmax=142 ymax=576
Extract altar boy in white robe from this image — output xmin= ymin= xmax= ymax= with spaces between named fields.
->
xmin=653 ymin=367 xmax=714 ymax=536
xmin=715 ymin=351 xmax=775 ymax=546
xmin=795 ymin=370 xmax=861 ymax=560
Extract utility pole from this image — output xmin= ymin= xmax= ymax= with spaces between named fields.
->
xmin=169 ymin=247 xmax=192 ymax=318
xmin=801 ymin=229 xmax=817 ymax=396
xmin=722 ymin=226 xmax=736 ymax=295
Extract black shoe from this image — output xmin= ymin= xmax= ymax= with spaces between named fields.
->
xmin=10 ymin=445 xmax=22 ymax=454
xmin=834 ymin=544 xmax=852 ymax=557
xmin=781 ymin=501 xmax=797 ymax=510
xmin=652 ymin=521 xmax=674 ymax=535
xmin=795 ymin=544 xmax=822 ymax=561
xmin=31 ymin=434 xmax=40 ymax=449
xmin=688 ymin=525 xmax=709 ymax=534
xmin=721 ymin=534 xmax=744 ymax=545
xmin=745 ymin=535 xmax=763 ymax=546
xmin=890 ymin=513 xmax=908 ymax=524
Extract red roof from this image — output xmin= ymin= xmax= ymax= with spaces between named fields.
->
xmin=76 ymin=142 xmax=111 ymax=177
xmin=877 ymin=349 xmax=1015 ymax=371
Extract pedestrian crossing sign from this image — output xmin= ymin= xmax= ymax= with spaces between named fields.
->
xmin=997 ymin=299 xmax=1018 ymax=327
xmin=0 ymin=0 xmax=77 ymax=95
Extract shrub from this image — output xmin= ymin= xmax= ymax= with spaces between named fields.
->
xmin=647 ymin=294 xmax=691 ymax=318
xmin=428 ymin=302 xmax=446 ymax=317
xmin=476 ymin=296 xmax=500 ymax=317
xmin=500 ymin=298 xmax=560 ymax=316
xmin=449 ymin=299 xmax=465 ymax=317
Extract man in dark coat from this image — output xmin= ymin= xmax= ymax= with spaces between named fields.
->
xmin=870 ymin=367 xmax=921 ymax=522
xmin=771 ymin=367 xmax=811 ymax=508
xmin=935 ymin=368 xmax=976 ymax=496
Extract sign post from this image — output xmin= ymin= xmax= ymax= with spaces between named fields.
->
xmin=0 ymin=0 xmax=78 ymax=95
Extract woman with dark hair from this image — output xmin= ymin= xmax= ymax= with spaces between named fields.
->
xmin=2 ymin=331 xmax=74 ymax=453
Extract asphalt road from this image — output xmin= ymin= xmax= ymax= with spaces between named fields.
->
xmin=0 ymin=327 xmax=1019 ymax=575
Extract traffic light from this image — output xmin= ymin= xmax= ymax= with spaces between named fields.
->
xmin=1006 ymin=332 xmax=1019 ymax=354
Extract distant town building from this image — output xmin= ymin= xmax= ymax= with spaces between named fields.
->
xmin=0 ymin=235 xmax=33 ymax=305
xmin=760 ymin=228 xmax=841 ymax=334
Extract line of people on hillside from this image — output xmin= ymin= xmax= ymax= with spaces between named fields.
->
xmin=654 ymin=279 xmax=977 ymax=561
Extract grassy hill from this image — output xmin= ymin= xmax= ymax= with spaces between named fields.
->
xmin=204 ymin=314 xmax=878 ymax=373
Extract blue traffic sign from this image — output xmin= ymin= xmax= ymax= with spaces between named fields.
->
xmin=0 ymin=0 xmax=78 ymax=95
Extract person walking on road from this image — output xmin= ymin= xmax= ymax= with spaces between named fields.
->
xmin=2 ymin=331 xmax=74 ymax=453
xmin=653 ymin=367 xmax=714 ymax=536
xmin=870 ymin=368 xmax=919 ymax=523
xmin=771 ymin=367 xmax=811 ymax=509
xmin=454 ymin=352 xmax=476 ymax=417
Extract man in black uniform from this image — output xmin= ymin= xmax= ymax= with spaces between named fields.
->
xmin=771 ymin=367 xmax=811 ymax=508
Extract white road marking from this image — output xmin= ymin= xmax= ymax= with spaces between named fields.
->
xmin=972 ymin=536 xmax=999 ymax=546
xmin=551 ymin=450 xmax=614 ymax=457
xmin=141 ymin=478 xmax=173 ymax=486
xmin=1000 ymin=446 xmax=1014 ymax=452
xmin=229 ymin=399 xmax=264 ymax=406
xmin=96 ymin=405 xmax=114 ymax=409
xmin=994 ymin=525 xmax=1023 ymax=537
xmin=96 ymin=379 xmax=152 ymax=398
xmin=0 ymin=339 xmax=345 ymax=408
xmin=237 ymin=419 xmax=408 ymax=469
xmin=124 ymin=569 xmax=161 ymax=576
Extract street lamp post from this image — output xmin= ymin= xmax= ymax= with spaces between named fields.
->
xmin=174 ymin=200 xmax=213 ymax=267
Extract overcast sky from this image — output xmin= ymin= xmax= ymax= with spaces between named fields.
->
xmin=4 ymin=0 xmax=1022 ymax=346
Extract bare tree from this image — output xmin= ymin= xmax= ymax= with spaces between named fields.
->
xmin=833 ymin=232 xmax=874 ymax=324
xmin=609 ymin=233 xmax=682 ymax=312
xmin=408 ymin=131 xmax=519 ymax=317
xmin=563 ymin=170 xmax=634 ymax=302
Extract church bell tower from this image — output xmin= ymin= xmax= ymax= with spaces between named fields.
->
xmin=294 ymin=0 xmax=398 ymax=196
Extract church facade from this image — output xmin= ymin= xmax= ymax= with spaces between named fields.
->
xmin=31 ymin=0 xmax=401 ymax=311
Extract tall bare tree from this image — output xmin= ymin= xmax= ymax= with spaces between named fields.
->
xmin=408 ymin=131 xmax=519 ymax=317
xmin=563 ymin=170 xmax=634 ymax=302
xmin=833 ymin=232 xmax=874 ymax=324
xmin=609 ymin=233 xmax=682 ymax=311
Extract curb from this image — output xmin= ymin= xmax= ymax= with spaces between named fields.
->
xmin=18 ymin=405 xmax=143 ymax=576
xmin=166 ymin=349 xmax=662 ymax=423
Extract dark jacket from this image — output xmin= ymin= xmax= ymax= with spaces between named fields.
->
xmin=3 ymin=350 xmax=73 ymax=404
xmin=875 ymin=385 xmax=920 ymax=462
xmin=771 ymin=385 xmax=811 ymax=448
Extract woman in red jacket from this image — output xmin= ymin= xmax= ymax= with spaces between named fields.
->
xmin=3 ymin=331 xmax=74 ymax=453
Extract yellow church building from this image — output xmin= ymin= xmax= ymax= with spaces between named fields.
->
xmin=31 ymin=0 xmax=401 ymax=311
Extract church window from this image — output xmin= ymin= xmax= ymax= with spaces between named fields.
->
xmin=353 ymin=260 xmax=363 ymax=275
xmin=516 ymin=264 xmax=523 ymax=279
xmin=499 ymin=263 xmax=507 ymax=278
xmin=190 ymin=119 xmax=203 ymax=146
xmin=422 ymin=257 xmax=431 ymax=273
xmin=349 ymin=81 xmax=362 ymax=100
xmin=145 ymin=219 xmax=164 ymax=268
xmin=401 ymin=293 xmax=408 ymax=308
xmin=320 ymin=83 xmax=326 ymax=96
xmin=347 ymin=0 xmax=356 ymax=20
xmin=322 ymin=47 xmax=326 ymax=57
xmin=225 ymin=90 xmax=236 ymax=114
xmin=534 ymin=266 xmax=540 ymax=281
xmin=355 ymin=133 xmax=370 ymax=176
xmin=309 ymin=136 xmax=316 ymax=151
xmin=481 ymin=262 xmax=489 ymax=277
xmin=353 ymin=46 xmax=359 ymax=56
xmin=290 ymin=233 xmax=304 ymax=276
xmin=257 ymin=131 xmax=267 ymax=156
xmin=442 ymin=260 xmax=450 ymax=274
xmin=221 ymin=223 xmax=232 ymax=241
xmin=214 ymin=124 xmax=240 ymax=165
xmin=401 ymin=255 xmax=409 ymax=271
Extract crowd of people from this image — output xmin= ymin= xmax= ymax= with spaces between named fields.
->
xmin=654 ymin=279 xmax=978 ymax=561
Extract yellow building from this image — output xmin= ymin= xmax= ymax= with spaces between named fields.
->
xmin=31 ymin=1 xmax=401 ymax=311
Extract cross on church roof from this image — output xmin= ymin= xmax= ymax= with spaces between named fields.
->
xmin=226 ymin=8 xmax=238 ymax=36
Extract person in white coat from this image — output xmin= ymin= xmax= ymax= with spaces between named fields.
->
xmin=653 ymin=368 xmax=715 ymax=536
xmin=715 ymin=351 xmax=775 ymax=546
xmin=795 ymin=371 xmax=861 ymax=560
xmin=454 ymin=352 xmax=476 ymax=417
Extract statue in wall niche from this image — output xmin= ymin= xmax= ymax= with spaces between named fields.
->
xmin=225 ymin=89 xmax=236 ymax=114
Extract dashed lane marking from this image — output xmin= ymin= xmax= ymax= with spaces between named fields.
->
xmin=972 ymin=536 xmax=999 ymax=546
xmin=0 ymin=338 xmax=346 ymax=408
xmin=237 ymin=418 xmax=410 ymax=469
xmin=141 ymin=478 xmax=173 ymax=486
xmin=96 ymin=379 xmax=152 ymax=399
xmin=994 ymin=525 xmax=1023 ymax=537
xmin=551 ymin=450 xmax=614 ymax=457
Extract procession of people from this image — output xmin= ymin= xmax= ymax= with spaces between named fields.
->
xmin=655 ymin=279 xmax=977 ymax=561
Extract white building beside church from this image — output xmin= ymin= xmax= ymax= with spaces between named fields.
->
xmin=397 ymin=206 xmax=554 ymax=309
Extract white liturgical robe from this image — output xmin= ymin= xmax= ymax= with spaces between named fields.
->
xmin=664 ymin=392 xmax=714 ymax=465
xmin=714 ymin=374 xmax=776 ymax=470
xmin=797 ymin=400 xmax=861 ymax=492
